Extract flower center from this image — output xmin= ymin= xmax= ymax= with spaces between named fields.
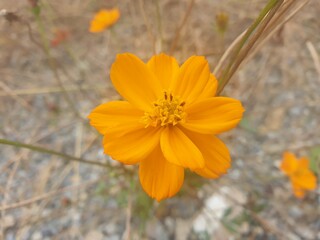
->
xmin=142 ymin=91 xmax=186 ymax=127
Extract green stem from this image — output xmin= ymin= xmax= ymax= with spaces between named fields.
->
xmin=155 ymin=0 xmax=164 ymax=50
xmin=0 ymin=138 xmax=108 ymax=168
xmin=217 ymin=0 xmax=282 ymax=93
xmin=31 ymin=4 xmax=82 ymax=119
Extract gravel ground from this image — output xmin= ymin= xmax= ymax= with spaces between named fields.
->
xmin=0 ymin=0 xmax=319 ymax=239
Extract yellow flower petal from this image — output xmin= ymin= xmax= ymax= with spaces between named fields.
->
xmin=89 ymin=8 xmax=120 ymax=33
xmin=183 ymin=130 xmax=231 ymax=178
xmin=197 ymin=74 xmax=218 ymax=98
xmin=280 ymin=152 xmax=298 ymax=175
xmin=295 ymin=158 xmax=316 ymax=190
xmin=88 ymin=52 xmax=246 ymax=200
xmin=88 ymin=101 xmax=143 ymax=135
xmin=291 ymin=170 xmax=317 ymax=191
xmin=139 ymin=147 xmax=184 ymax=201
xmin=182 ymin=97 xmax=244 ymax=134
xmin=281 ymin=152 xmax=317 ymax=198
xmin=170 ymin=56 xmax=211 ymax=104
xmin=147 ymin=53 xmax=179 ymax=89
xmin=160 ymin=127 xmax=204 ymax=169
xmin=103 ymin=127 xmax=161 ymax=164
xmin=297 ymin=157 xmax=310 ymax=169
xmin=110 ymin=53 xmax=162 ymax=111
xmin=292 ymin=183 xmax=305 ymax=199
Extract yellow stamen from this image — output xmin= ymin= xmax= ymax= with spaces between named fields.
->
xmin=142 ymin=91 xmax=186 ymax=127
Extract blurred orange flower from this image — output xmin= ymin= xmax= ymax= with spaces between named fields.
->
xmin=51 ymin=29 xmax=69 ymax=47
xmin=89 ymin=8 xmax=120 ymax=33
xmin=88 ymin=53 xmax=244 ymax=201
xmin=280 ymin=152 xmax=317 ymax=198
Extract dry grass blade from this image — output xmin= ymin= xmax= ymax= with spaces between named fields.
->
xmin=0 ymin=138 xmax=109 ymax=168
xmin=0 ymin=84 xmax=106 ymax=96
xmin=244 ymin=0 xmax=311 ymax=66
xmin=139 ymin=0 xmax=156 ymax=54
xmin=0 ymin=180 xmax=96 ymax=211
xmin=216 ymin=0 xmax=284 ymax=94
xmin=218 ymin=0 xmax=284 ymax=93
xmin=213 ymin=31 xmax=246 ymax=75
xmin=307 ymin=41 xmax=320 ymax=79
xmin=0 ymin=82 xmax=33 ymax=110
xmin=169 ymin=0 xmax=196 ymax=54
xmin=216 ymin=0 xmax=310 ymax=94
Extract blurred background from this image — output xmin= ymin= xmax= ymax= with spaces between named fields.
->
xmin=0 ymin=0 xmax=319 ymax=239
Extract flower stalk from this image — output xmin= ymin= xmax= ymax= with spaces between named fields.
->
xmin=0 ymin=138 xmax=108 ymax=168
xmin=217 ymin=0 xmax=284 ymax=94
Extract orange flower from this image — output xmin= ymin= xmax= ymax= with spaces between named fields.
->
xmin=89 ymin=8 xmax=120 ymax=33
xmin=280 ymin=152 xmax=317 ymax=198
xmin=51 ymin=29 xmax=69 ymax=47
xmin=88 ymin=53 xmax=244 ymax=201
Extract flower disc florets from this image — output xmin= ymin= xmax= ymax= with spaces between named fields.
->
xmin=143 ymin=91 xmax=186 ymax=127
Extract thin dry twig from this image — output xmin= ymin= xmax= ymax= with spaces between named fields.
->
xmin=0 ymin=180 xmax=97 ymax=212
xmin=306 ymin=41 xmax=320 ymax=79
xmin=217 ymin=0 xmax=284 ymax=94
xmin=138 ymin=0 xmax=156 ymax=54
xmin=215 ymin=0 xmax=310 ymax=94
xmin=0 ymin=84 xmax=106 ymax=97
xmin=155 ymin=0 xmax=164 ymax=53
xmin=272 ymin=202 xmax=316 ymax=240
xmin=220 ymin=190 xmax=287 ymax=240
xmin=19 ymin=11 xmax=83 ymax=118
xmin=0 ymin=128 xmax=39 ymax=238
xmin=169 ymin=0 xmax=196 ymax=54
xmin=0 ymin=138 xmax=109 ymax=168
xmin=213 ymin=31 xmax=246 ymax=75
xmin=0 ymin=81 xmax=33 ymax=110
xmin=245 ymin=0 xmax=310 ymax=65
xmin=122 ymin=194 xmax=132 ymax=240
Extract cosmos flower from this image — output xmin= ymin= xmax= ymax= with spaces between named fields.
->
xmin=51 ymin=29 xmax=69 ymax=47
xmin=280 ymin=152 xmax=317 ymax=198
xmin=88 ymin=53 xmax=244 ymax=201
xmin=89 ymin=8 xmax=120 ymax=33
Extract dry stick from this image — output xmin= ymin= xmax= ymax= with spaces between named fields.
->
xmin=0 ymin=180 xmax=97 ymax=211
xmin=272 ymin=202 xmax=316 ymax=240
xmin=1 ymin=152 xmax=22 ymax=238
xmin=122 ymin=193 xmax=132 ymax=240
xmin=307 ymin=42 xmax=320 ymax=78
xmin=0 ymin=84 xmax=106 ymax=96
xmin=155 ymin=0 xmax=164 ymax=53
xmin=169 ymin=0 xmax=196 ymax=55
xmin=217 ymin=0 xmax=284 ymax=94
xmin=0 ymin=121 xmax=76 ymax=176
xmin=0 ymin=138 xmax=108 ymax=168
xmin=214 ymin=0 xmax=309 ymax=92
xmin=72 ymin=122 xmax=83 ymax=222
xmin=36 ymin=164 xmax=76 ymax=230
xmin=213 ymin=31 xmax=246 ymax=75
xmin=249 ymin=211 xmax=287 ymax=240
xmin=0 ymin=128 xmax=39 ymax=239
xmin=46 ymin=55 xmax=83 ymax=119
xmin=245 ymin=0 xmax=310 ymax=65
xmin=213 ymin=0 xmax=288 ymax=77
xmin=0 ymin=81 xmax=32 ymax=110
xmin=24 ymin=16 xmax=82 ymax=119
xmin=220 ymin=190 xmax=287 ymax=240
xmin=42 ymin=0 xmax=102 ymax=105
xmin=138 ymin=0 xmax=156 ymax=54
xmin=222 ymin=1 xmax=283 ymax=89
xmin=216 ymin=0 xmax=281 ymax=87
xmin=217 ymin=0 xmax=309 ymax=93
